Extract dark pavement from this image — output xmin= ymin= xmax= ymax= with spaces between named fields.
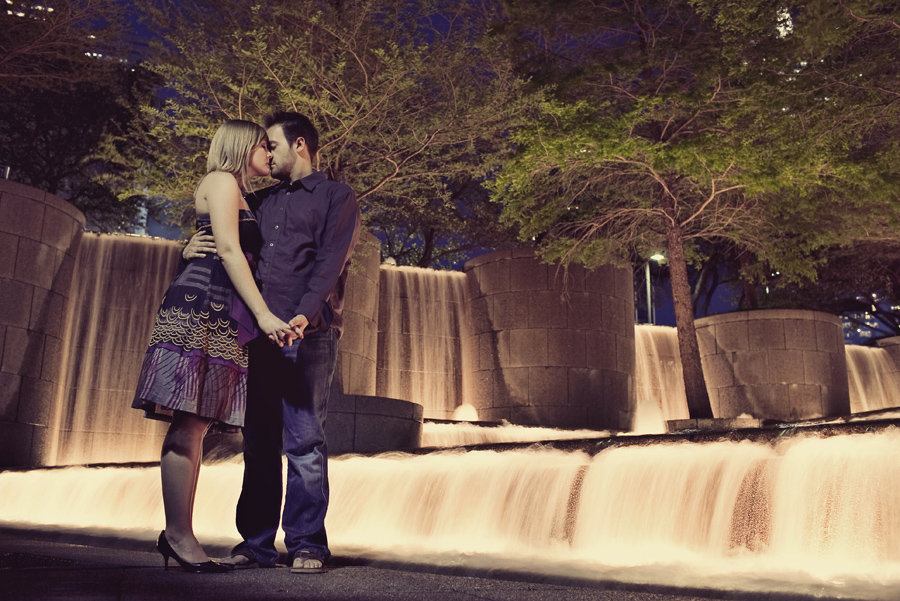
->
xmin=0 ymin=529 xmax=864 ymax=601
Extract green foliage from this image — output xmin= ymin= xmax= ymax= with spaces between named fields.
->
xmin=691 ymin=0 xmax=900 ymax=284
xmin=492 ymin=0 xmax=900 ymax=284
xmin=126 ymin=0 xmax=533 ymax=266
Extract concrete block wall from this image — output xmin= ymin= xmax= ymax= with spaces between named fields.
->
xmin=0 ymin=180 xmax=85 ymax=467
xmin=695 ymin=309 xmax=851 ymax=421
xmin=464 ymin=249 xmax=636 ymax=431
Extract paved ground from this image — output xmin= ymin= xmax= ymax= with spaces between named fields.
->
xmin=0 ymin=529 xmax=862 ymax=601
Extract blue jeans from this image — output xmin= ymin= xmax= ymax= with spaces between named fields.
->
xmin=233 ymin=328 xmax=337 ymax=565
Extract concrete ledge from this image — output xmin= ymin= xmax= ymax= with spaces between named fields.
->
xmin=666 ymin=417 xmax=763 ymax=433
xmin=462 ymin=249 xmax=514 ymax=271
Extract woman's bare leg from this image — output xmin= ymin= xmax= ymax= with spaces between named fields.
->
xmin=160 ymin=411 xmax=213 ymax=563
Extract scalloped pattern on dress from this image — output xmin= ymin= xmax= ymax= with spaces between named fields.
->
xmin=147 ymin=305 xmax=249 ymax=368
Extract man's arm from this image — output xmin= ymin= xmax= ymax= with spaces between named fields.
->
xmin=291 ymin=186 xmax=361 ymax=333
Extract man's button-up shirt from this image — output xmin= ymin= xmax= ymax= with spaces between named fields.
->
xmin=249 ymin=171 xmax=361 ymax=337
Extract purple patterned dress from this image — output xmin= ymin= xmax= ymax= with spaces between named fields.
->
xmin=132 ymin=210 xmax=262 ymax=431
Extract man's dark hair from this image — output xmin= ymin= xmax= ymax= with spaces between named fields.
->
xmin=264 ymin=111 xmax=319 ymax=160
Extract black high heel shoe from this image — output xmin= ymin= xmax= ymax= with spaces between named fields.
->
xmin=156 ymin=531 xmax=232 ymax=573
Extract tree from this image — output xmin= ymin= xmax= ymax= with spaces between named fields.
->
xmin=128 ymin=0 xmax=532 ymax=266
xmin=370 ymin=175 xmax=518 ymax=269
xmin=0 ymin=0 xmax=153 ymax=231
xmin=760 ymin=241 xmax=900 ymax=339
xmin=0 ymin=0 xmax=129 ymax=93
xmin=489 ymin=0 xmax=900 ymax=419
xmin=1 ymin=68 xmax=155 ymax=232
xmin=694 ymin=0 xmax=900 ymax=327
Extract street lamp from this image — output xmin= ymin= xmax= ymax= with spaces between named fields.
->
xmin=645 ymin=253 xmax=665 ymax=324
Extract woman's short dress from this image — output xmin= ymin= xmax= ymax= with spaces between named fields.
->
xmin=132 ymin=210 xmax=262 ymax=431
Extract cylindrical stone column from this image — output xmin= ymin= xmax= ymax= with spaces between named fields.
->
xmin=695 ymin=309 xmax=851 ymax=421
xmin=0 ymin=180 xmax=85 ymax=467
xmin=464 ymin=249 xmax=635 ymax=431
xmin=874 ymin=336 xmax=900 ymax=387
xmin=335 ymin=230 xmax=381 ymax=396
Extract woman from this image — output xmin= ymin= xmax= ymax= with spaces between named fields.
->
xmin=132 ymin=120 xmax=294 ymax=573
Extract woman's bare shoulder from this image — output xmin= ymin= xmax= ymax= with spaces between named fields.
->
xmin=197 ymin=171 xmax=240 ymax=193
xmin=195 ymin=172 xmax=242 ymax=210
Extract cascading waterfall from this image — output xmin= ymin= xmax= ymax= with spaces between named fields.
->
xmin=377 ymin=265 xmax=474 ymax=419
xmin=13 ymin=231 xmax=900 ymax=599
xmin=4 ymin=430 xmax=900 ymax=598
xmin=50 ymin=234 xmax=181 ymax=465
xmin=633 ymin=325 xmax=689 ymax=433
xmin=845 ymin=345 xmax=900 ymax=413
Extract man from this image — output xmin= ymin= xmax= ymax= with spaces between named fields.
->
xmin=184 ymin=111 xmax=361 ymax=573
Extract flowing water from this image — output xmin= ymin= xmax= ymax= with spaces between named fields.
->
xmin=40 ymin=233 xmax=900 ymax=468
xmin=3 ymin=429 xmax=900 ymax=598
xmin=15 ymin=235 xmax=900 ymax=597
xmin=420 ymin=421 xmax=608 ymax=447
xmin=633 ymin=325 xmax=689 ymax=433
xmin=49 ymin=234 xmax=180 ymax=465
xmin=845 ymin=345 xmax=900 ymax=413
xmin=377 ymin=265 xmax=474 ymax=419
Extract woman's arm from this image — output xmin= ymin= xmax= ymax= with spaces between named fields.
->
xmin=199 ymin=172 xmax=294 ymax=346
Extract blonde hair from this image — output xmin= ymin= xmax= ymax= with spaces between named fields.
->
xmin=206 ymin=119 xmax=267 ymax=192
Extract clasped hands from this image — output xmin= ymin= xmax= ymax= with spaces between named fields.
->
xmin=263 ymin=315 xmax=308 ymax=347
xmin=182 ymin=232 xmax=308 ymax=348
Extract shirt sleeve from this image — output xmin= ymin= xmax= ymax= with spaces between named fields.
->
xmin=294 ymin=184 xmax=361 ymax=322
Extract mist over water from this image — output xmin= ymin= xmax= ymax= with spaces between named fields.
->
xmin=420 ymin=421 xmax=608 ymax=447
xmin=5 ymin=429 xmax=900 ymax=598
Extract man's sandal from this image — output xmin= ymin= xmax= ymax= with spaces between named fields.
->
xmin=291 ymin=551 xmax=327 ymax=574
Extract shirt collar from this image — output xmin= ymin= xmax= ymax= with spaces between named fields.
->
xmin=287 ymin=171 xmax=328 ymax=193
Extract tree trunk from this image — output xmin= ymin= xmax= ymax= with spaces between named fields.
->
xmin=738 ymin=252 xmax=758 ymax=309
xmin=663 ymin=210 xmax=714 ymax=419
xmin=418 ymin=227 xmax=436 ymax=268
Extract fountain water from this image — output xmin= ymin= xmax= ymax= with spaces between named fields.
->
xmin=4 ymin=429 xmax=900 ymax=598
xmin=633 ymin=325 xmax=689 ymax=433
xmin=377 ymin=265 xmax=474 ymax=419
xmin=845 ymin=345 xmax=900 ymax=413
xmin=10 ymin=180 xmax=900 ymax=598
xmin=49 ymin=234 xmax=180 ymax=465
xmin=420 ymin=421 xmax=607 ymax=447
